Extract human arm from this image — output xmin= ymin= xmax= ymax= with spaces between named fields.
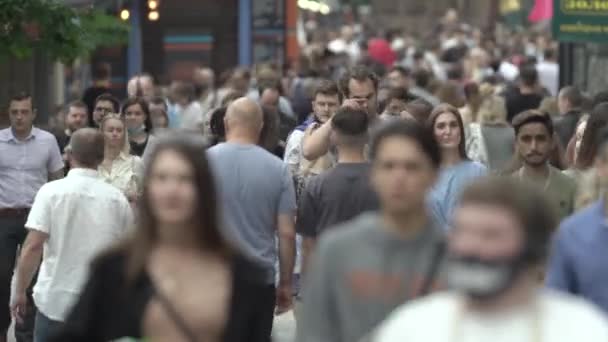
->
xmin=302 ymin=119 xmax=332 ymax=160
xmin=545 ymin=226 xmax=578 ymax=293
xmin=276 ymin=165 xmax=297 ymax=313
xmin=47 ymin=137 xmax=65 ymax=180
xmin=12 ymin=230 xmax=47 ymax=323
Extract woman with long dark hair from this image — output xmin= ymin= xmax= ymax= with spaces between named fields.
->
xmin=122 ymin=97 xmax=153 ymax=157
xmin=52 ymin=134 xmax=268 ymax=342
xmin=427 ymin=104 xmax=486 ymax=230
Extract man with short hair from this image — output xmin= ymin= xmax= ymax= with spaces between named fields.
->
xmin=371 ymin=177 xmax=608 ymax=341
xmin=505 ymin=65 xmax=544 ymax=122
xmin=0 ymin=93 xmax=64 ymax=342
xmin=380 ymin=87 xmax=414 ymax=120
xmin=554 ymin=86 xmax=584 ymax=148
xmin=207 ymin=98 xmax=296 ymax=340
xmin=512 ymin=110 xmax=576 ymax=220
xmin=297 ymin=107 xmax=379 ymax=273
xmin=91 ymin=93 xmax=120 ymax=128
xmin=54 ymin=100 xmax=89 ymax=154
xmin=297 ymin=120 xmax=445 ymax=342
xmin=193 ymin=67 xmax=219 ymax=114
xmin=546 ymin=127 xmax=608 ymax=314
xmin=11 ymin=128 xmax=132 ymax=341
xmin=302 ymin=65 xmax=379 ymax=161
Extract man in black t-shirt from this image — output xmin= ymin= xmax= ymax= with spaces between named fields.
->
xmin=504 ymin=65 xmax=545 ymax=123
xmin=297 ymin=107 xmax=379 ymax=273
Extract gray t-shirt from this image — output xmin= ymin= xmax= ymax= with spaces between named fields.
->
xmin=297 ymin=212 xmax=446 ymax=342
xmin=207 ymin=142 xmax=296 ymax=283
xmin=297 ymin=163 xmax=379 ymax=238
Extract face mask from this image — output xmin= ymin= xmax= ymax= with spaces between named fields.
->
xmin=446 ymin=255 xmax=525 ymax=300
xmin=127 ymin=124 xmax=146 ymax=136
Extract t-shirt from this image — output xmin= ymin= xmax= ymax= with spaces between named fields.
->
xmin=428 ymin=161 xmax=487 ymax=230
xmin=505 ymin=89 xmax=544 ymax=123
xmin=25 ymin=169 xmax=133 ymax=321
xmin=297 ymin=163 xmax=379 ymax=238
xmin=297 ymin=212 xmax=446 ymax=342
xmin=370 ymin=290 xmax=608 ymax=341
xmin=207 ymin=142 xmax=296 ymax=284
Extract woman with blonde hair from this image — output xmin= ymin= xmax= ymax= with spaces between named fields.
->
xmin=465 ymin=84 xmax=516 ymax=171
xmin=98 ymin=113 xmax=144 ymax=204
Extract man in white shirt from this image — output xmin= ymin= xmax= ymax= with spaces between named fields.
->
xmin=537 ymin=48 xmax=559 ymax=97
xmin=11 ymin=128 xmax=133 ymax=341
xmin=370 ymin=177 xmax=608 ymax=342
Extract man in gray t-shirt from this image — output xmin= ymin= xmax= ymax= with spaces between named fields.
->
xmin=297 ymin=120 xmax=446 ymax=342
xmin=207 ymin=98 xmax=296 ymax=339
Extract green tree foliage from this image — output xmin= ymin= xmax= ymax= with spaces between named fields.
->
xmin=0 ymin=0 xmax=129 ymax=63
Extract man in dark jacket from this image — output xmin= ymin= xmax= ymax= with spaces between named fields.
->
xmin=554 ymin=86 xmax=584 ymax=149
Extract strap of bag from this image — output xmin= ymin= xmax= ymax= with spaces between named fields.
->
xmin=153 ymin=284 xmax=198 ymax=342
xmin=417 ymin=241 xmax=446 ymax=297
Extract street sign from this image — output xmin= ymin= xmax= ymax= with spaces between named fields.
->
xmin=552 ymin=0 xmax=608 ymax=43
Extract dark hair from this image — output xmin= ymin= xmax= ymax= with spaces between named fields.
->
xmin=404 ymin=98 xmax=433 ymax=123
xmin=559 ymin=86 xmax=584 ymax=109
xmin=66 ymin=100 xmax=88 ymax=114
xmin=577 ymin=103 xmax=608 ymax=169
xmin=592 ymin=91 xmax=608 ymax=108
xmin=412 ymin=68 xmax=432 ymax=89
xmin=463 ymin=82 xmax=480 ymax=101
xmin=94 ymin=93 xmax=120 ymax=113
xmin=519 ymin=65 xmax=538 ymax=87
xmin=512 ymin=109 xmax=554 ymax=137
xmin=209 ymin=106 xmax=228 ymax=143
xmin=460 ymin=177 xmax=556 ymax=264
xmin=313 ymin=79 xmax=342 ymax=102
xmin=385 ymin=87 xmax=415 ymax=105
xmin=369 ymin=120 xmax=441 ymax=169
xmin=257 ymin=79 xmax=283 ymax=97
xmin=127 ymin=133 xmax=232 ymax=281
xmin=8 ymin=92 xmax=32 ymax=110
xmin=339 ymin=65 xmax=379 ymax=99
xmin=69 ymin=128 xmax=105 ymax=168
xmin=426 ymin=104 xmax=468 ymax=160
xmin=543 ymin=48 xmax=556 ymax=61
xmin=331 ymin=107 xmax=369 ymax=137
xmin=121 ymin=97 xmax=153 ymax=133
xmin=259 ymin=106 xmax=280 ymax=152
xmin=92 ymin=62 xmax=111 ymax=80
xmin=389 ymin=66 xmax=411 ymax=78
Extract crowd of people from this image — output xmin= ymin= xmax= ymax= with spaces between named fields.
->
xmin=2 ymin=8 xmax=608 ymax=342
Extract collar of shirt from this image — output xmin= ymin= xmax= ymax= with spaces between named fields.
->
xmin=67 ymin=168 xmax=99 ymax=179
xmin=0 ymin=127 xmax=39 ymax=143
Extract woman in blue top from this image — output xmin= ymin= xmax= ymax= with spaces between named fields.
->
xmin=427 ymin=104 xmax=487 ymax=230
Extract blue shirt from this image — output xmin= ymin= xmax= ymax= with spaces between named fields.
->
xmin=546 ymin=200 xmax=608 ymax=313
xmin=428 ymin=160 xmax=486 ymax=230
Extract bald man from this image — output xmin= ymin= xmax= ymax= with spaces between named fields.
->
xmin=207 ymin=98 xmax=296 ymax=339
xmin=12 ymin=128 xmax=132 ymax=341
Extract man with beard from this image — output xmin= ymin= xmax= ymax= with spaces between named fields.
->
xmin=511 ymin=110 xmax=576 ymax=220
xmin=54 ymin=101 xmax=89 ymax=154
xmin=370 ymin=177 xmax=608 ymax=341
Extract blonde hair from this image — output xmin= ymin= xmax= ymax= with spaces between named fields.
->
xmin=477 ymin=84 xmax=507 ymax=124
xmin=100 ymin=113 xmax=131 ymax=156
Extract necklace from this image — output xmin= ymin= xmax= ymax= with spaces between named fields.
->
xmin=450 ymin=298 xmax=542 ymax=342
xmin=518 ymin=166 xmax=553 ymax=193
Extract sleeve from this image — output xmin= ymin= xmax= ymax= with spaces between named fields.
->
xmin=296 ymin=178 xmax=320 ymax=238
xmin=278 ymin=164 xmax=297 ymax=215
xmin=47 ymin=137 xmax=65 ymax=173
xmin=545 ymin=226 xmax=578 ymax=294
xmin=25 ymin=186 xmax=52 ymax=234
xmin=133 ymin=156 xmax=145 ymax=195
xmin=284 ymin=131 xmax=303 ymax=166
xmin=296 ymin=237 xmax=341 ymax=342
xmin=118 ymin=196 xmax=135 ymax=235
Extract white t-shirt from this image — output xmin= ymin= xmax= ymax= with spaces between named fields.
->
xmin=26 ymin=168 xmax=133 ymax=321
xmin=537 ymin=61 xmax=559 ymax=97
xmin=371 ymin=290 xmax=608 ymax=342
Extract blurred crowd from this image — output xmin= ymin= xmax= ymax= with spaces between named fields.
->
xmin=2 ymin=7 xmax=608 ymax=342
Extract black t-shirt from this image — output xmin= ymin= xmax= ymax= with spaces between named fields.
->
xmin=505 ymin=88 xmax=544 ymax=123
xmin=296 ymin=163 xmax=380 ymax=238
xmin=129 ymin=135 xmax=149 ymax=157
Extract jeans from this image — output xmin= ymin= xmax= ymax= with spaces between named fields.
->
xmin=0 ymin=216 xmax=36 ymax=341
xmin=33 ymin=311 xmax=62 ymax=342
